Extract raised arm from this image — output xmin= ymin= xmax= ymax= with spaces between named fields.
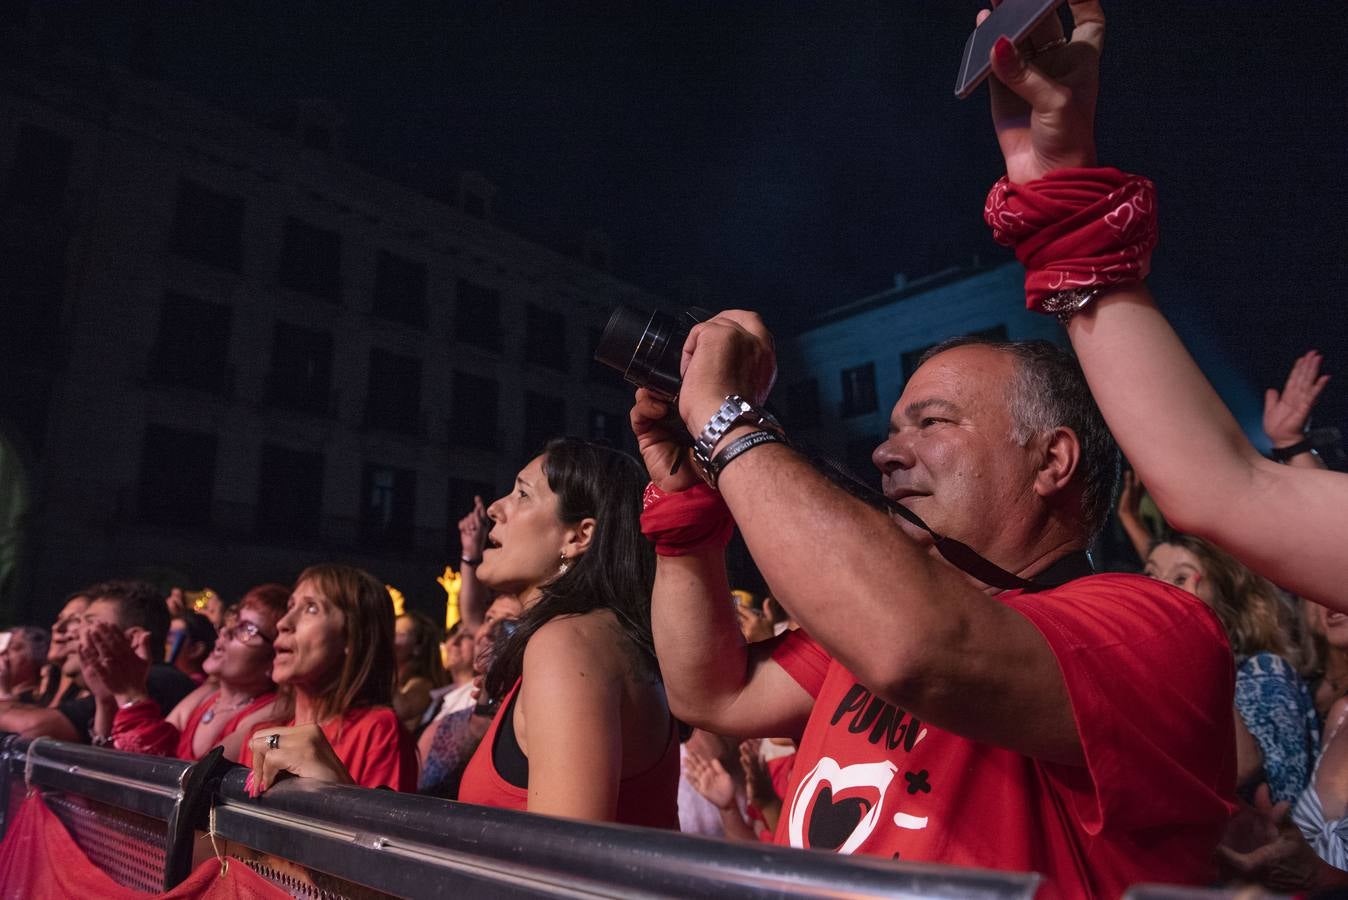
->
xmin=456 ymin=497 xmax=493 ymax=631
xmin=981 ymin=0 xmax=1348 ymax=608
xmin=631 ymin=390 xmax=813 ymax=741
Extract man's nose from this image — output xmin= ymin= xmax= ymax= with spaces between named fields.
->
xmin=872 ymin=431 xmax=915 ymax=474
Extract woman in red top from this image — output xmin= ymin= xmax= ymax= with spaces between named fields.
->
xmin=456 ymin=438 xmax=679 ymax=827
xmin=243 ymin=564 xmax=417 ymax=792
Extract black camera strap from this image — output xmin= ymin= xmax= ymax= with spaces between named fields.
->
xmin=810 ymin=451 xmax=1093 ymax=593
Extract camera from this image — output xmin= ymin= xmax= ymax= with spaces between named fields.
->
xmin=593 ymin=306 xmax=709 ymax=400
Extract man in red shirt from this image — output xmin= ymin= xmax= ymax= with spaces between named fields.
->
xmin=629 ymin=8 xmax=1235 ymax=885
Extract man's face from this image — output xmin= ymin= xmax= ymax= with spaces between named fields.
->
xmin=871 ymin=346 xmax=1040 ymax=556
xmin=50 ymin=596 xmax=89 ymax=666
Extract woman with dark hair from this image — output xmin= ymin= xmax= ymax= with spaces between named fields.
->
xmin=454 ymin=438 xmax=678 ymax=825
xmin=244 ymin=564 xmax=417 ymax=792
xmin=1144 ymin=534 xmax=1318 ymax=804
xmin=393 ymin=610 xmax=448 ymax=732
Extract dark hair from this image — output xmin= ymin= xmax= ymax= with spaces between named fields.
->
xmin=398 ymin=610 xmax=449 ymax=689
xmin=919 ymin=337 xmax=1120 ymax=540
xmin=289 ymin=564 xmax=398 ymax=723
xmin=87 ymin=580 xmax=171 ymax=662
xmin=11 ymin=626 xmax=50 ymax=664
xmin=484 ymin=438 xmax=656 ymax=700
xmin=172 ymin=609 xmax=217 ymax=647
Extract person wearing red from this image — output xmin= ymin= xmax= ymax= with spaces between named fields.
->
xmin=629 ymin=7 xmax=1235 ymax=881
xmin=456 ymin=438 xmax=679 ymax=828
xmin=242 ymin=564 xmax=417 ymax=793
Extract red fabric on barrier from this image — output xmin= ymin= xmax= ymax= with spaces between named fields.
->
xmin=0 ymin=790 xmax=289 ymax=899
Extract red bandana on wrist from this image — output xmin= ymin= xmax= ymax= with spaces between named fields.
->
xmin=984 ymin=167 xmax=1158 ymax=312
xmin=640 ymin=482 xmax=734 ymax=557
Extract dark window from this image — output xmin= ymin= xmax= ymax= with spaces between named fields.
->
xmin=371 ymin=250 xmax=427 ymax=327
xmin=6 ymin=124 xmax=72 ymax=209
xmin=785 ymin=378 xmax=820 ymax=428
xmin=588 ymin=408 xmax=626 ymax=449
xmin=523 ymin=391 xmax=566 ymax=453
xmin=138 ymin=424 xmax=217 ymax=527
xmin=900 ymin=325 xmax=1009 ymax=383
xmin=266 ymin=322 xmax=333 ymax=414
xmin=169 ymin=179 xmax=244 ymax=271
xmin=149 ymin=292 xmax=233 ymax=395
xmin=359 ymin=463 xmax=416 ymax=551
xmin=450 ymin=371 xmax=498 ymax=450
xmin=255 ymin=444 xmax=324 ymax=540
xmin=278 ymin=217 xmax=341 ymax=300
xmin=840 ymin=362 xmax=878 ymax=418
xmin=448 ymin=477 xmax=496 ymax=556
xmin=365 ymin=349 xmax=423 ymax=435
xmin=454 ymin=279 xmax=501 ymax=351
xmin=524 ymin=304 xmax=568 ymax=372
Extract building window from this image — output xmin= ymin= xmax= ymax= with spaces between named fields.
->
xmin=447 ymin=477 xmax=496 ymax=556
xmin=454 ymin=279 xmax=501 ymax=352
xmin=149 ymin=292 xmax=233 ymax=396
xmin=169 ymin=179 xmax=244 ymax=272
xmin=365 ymin=349 xmax=423 ymax=435
xmin=450 ymin=371 xmax=498 ymax=450
xmin=840 ymin=362 xmax=878 ymax=418
xmin=371 ymin=249 xmax=427 ymax=327
xmin=266 ymin=321 xmax=333 ymax=414
xmin=138 ymin=424 xmax=217 ymax=527
xmin=785 ymin=378 xmax=820 ymax=428
xmin=359 ymin=463 xmax=416 ymax=551
xmin=255 ymin=444 xmax=324 ymax=540
xmin=278 ymin=216 xmax=341 ymax=300
xmin=524 ymin=304 xmax=568 ymax=372
xmin=587 ymin=408 xmax=626 ymax=449
xmin=900 ymin=325 xmax=1008 ymax=383
xmin=524 ymin=391 xmax=566 ymax=453
xmin=6 ymin=124 xmax=72 ymax=210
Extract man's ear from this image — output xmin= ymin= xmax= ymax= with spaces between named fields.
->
xmin=562 ymin=517 xmax=597 ymax=559
xmin=1033 ymin=426 xmax=1081 ymax=501
xmin=126 ymin=627 xmax=153 ymax=662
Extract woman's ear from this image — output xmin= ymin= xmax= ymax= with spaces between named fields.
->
xmin=562 ymin=517 xmax=597 ymax=559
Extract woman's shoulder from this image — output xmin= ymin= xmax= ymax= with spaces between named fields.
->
xmin=525 ymin=611 xmax=627 ymax=670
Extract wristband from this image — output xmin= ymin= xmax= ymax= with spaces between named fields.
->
xmin=709 ymin=430 xmax=784 ymax=487
xmin=460 ymin=556 xmax=482 ymax=566
xmin=691 ymin=396 xmax=783 ymax=487
xmin=1269 ymin=439 xmax=1315 ymax=463
xmin=640 ymin=482 xmax=734 ymax=556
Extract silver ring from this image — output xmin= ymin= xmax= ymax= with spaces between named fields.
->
xmin=267 ymin=733 xmax=280 ymax=750
xmin=1024 ymin=36 xmax=1068 ymax=60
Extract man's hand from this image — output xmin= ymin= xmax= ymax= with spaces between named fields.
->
xmin=247 ymin=724 xmax=354 ymax=795
xmin=982 ymin=0 xmax=1105 ymax=184
xmin=77 ymin=622 xmax=151 ymax=705
xmin=458 ymin=495 xmax=491 ymax=560
xmin=630 ymin=389 xmax=700 ymax=493
xmin=1264 ymin=350 xmax=1330 ymax=448
xmin=675 ymin=310 xmax=777 ymax=438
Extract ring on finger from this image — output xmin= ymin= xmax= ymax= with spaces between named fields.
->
xmin=267 ymin=733 xmax=281 ymax=750
xmin=1024 ymin=36 xmax=1068 ymax=60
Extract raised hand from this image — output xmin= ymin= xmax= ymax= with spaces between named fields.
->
xmin=630 ymin=388 xmax=699 ymax=493
xmin=458 ymin=495 xmax=491 ymax=561
xmin=78 ymin=622 xmax=150 ymax=704
xmin=981 ymin=0 xmax=1105 ymax=184
xmin=684 ymin=748 xmax=736 ymax=811
xmin=1264 ymin=351 xmax=1330 ymax=448
xmin=675 ymin=310 xmax=777 ymax=438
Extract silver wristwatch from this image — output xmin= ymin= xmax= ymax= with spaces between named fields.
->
xmin=692 ymin=395 xmax=783 ymax=486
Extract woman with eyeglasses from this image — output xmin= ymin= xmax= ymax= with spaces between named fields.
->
xmin=79 ymin=584 xmax=288 ymax=762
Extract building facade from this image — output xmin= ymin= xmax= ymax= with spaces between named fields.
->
xmin=0 ymin=26 xmax=659 ymax=620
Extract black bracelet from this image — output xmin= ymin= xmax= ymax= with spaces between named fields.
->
xmin=709 ymin=429 xmax=785 ymax=487
xmin=460 ymin=556 xmax=482 ymax=566
xmin=1269 ymin=438 xmax=1315 ymax=463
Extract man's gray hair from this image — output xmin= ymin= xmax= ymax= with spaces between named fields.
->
xmin=918 ymin=336 xmax=1121 ymax=541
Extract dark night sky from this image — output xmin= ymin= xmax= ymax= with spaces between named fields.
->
xmin=63 ymin=1 xmax=1348 ymax=438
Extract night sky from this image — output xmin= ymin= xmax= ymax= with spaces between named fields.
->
xmin=62 ymin=1 xmax=1348 ymax=441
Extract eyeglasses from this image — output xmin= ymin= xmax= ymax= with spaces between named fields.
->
xmin=219 ymin=621 xmax=274 ymax=646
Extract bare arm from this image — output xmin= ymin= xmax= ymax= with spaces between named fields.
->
xmin=0 ymin=705 xmax=79 ymax=741
xmin=456 ymin=497 xmax=492 ymax=631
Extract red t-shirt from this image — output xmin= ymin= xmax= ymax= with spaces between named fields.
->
xmin=770 ymin=573 xmax=1235 ymax=899
xmin=241 ymin=705 xmax=418 ymax=792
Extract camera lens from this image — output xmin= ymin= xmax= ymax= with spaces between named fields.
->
xmin=594 ymin=306 xmax=688 ymax=400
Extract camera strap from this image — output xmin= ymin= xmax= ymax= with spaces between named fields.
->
xmin=811 ymin=450 xmax=1093 ymax=593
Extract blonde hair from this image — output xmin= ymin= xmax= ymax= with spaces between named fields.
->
xmin=1156 ymin=534 xmax=1290 ymax=658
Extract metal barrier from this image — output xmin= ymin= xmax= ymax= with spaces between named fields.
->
xmin=0 ymin=733 xmax=1258 ymax=899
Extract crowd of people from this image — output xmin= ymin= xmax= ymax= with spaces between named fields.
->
xmin=2 ymin=2 xmax=1346 ymax=896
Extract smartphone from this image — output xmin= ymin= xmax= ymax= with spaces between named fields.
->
xmin=955 ymin=0 xmax=1066 ymax=99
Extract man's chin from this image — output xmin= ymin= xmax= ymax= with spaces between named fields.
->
xmin=891 ymin=510 xmax=937 ymax=546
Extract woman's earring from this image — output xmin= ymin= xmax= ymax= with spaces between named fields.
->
xmin=558 ymin=552 xmax=570 ymax=575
